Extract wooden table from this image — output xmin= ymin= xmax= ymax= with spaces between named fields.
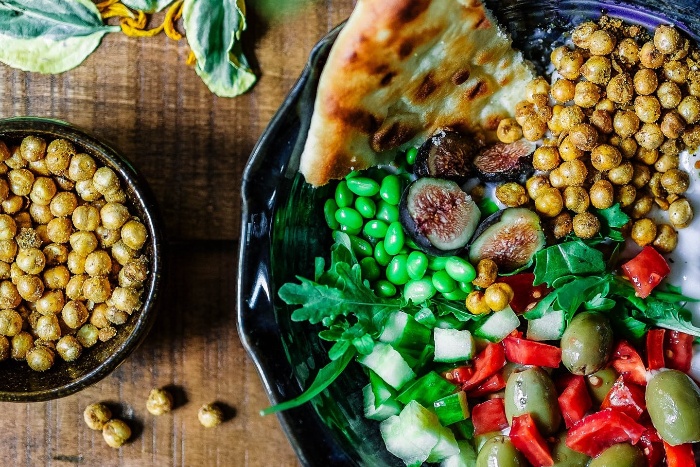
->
xmin=0 ymin=1 xmax=354 ymax=465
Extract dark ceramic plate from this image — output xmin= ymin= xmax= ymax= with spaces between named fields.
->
xmin=238 ymin=2 xmax=700 ymax=465
xmin=0 ymin=117 xmax=163 ymax=402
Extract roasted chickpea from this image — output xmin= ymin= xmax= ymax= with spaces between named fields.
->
xmin=49 ymin=191 xmax=78 ymax=218
xmin=11 ymin=331 xmax=33 ymax=360
xmin=661 ymin=168 xmax=690 ymax=194
xmin=654 ymin=24 xmax=682 ymax=55
xmin=660 ymin=111 xmax=686 ymax=139
xmin=596 ymin=98 xmax=615 ymax=113
xmin=29 ymin=177 xmax=57 ymax=207
xmin=591 ymin=145 xmax=622 ymax=171
xmin=67 ymin=153 xmax=97 ymax=182
xmin=558 ymin=50 xmax=584 ymax=80
xmin=71 ymin=205 xmax=100 ymax=232
xmin=466 ymin=290 xmax=491 ymax=315
xmin=8 ymin=168 xmax=34 ymax=197
xmin=572 ymin=212 xmax=601 ymax=239
xmin=46 ymin=217 xmax=72 ymax=244
xmin=564 ymin=186 xmax=590 ymax=213
xmin=617 ymin=37 xmax=640 ymax=65
xmin=531 ymin=93 xmax=553 ymax=121
xmin=121 ymin=220 xmax=147 ymax=250
xmin=15 ymin=248 xmax=46 ymax=275
xmin=45 ymin=139 xmax=75 ymax=175
xmin=615 ymin=184 xmax=637 ymax=207
xmin=571 ymin=21 xmax=598 ymax=49
xmin=531 ymin=146 xmax=559 ymax=171
xmin=495 ymin=183 xmax=528 ymax=207
xmin=649 ymin=172 xmax=667 ymax=198
xmin=43 ymin=265 xmax=70 ymax=290
xmin=484 ymin=283 xmax=514 ymax=312
xmin=15 ymin=274 xmax=44 ymax=302
xmin=0 ymin=309 xmax=23 ymax=336
xmin=657 ymin=81 xmax=682 ymax=109
xmin=535 ymin=187 xmax=564 ymax=217
xmin=29 ymin=203 xmax=53 ymax=225
xmin=35 ymin=314 xmax=61 ymax=341
xmin=550 ymin=45 xmax=570 ymax=68
xmin=559 ymin=105 xmax=585 ymax=131
xmin=118 ymin=257 xmax=148 ymax=288
xmin=5 ymin=146 xmax=26 ymax=170
xmin=84 ymin=250 xmax=112 ymax=277
xmin=89 ymin=303 xmax=110 ymax=329
xmin=472 ymin=259 xmax=498 ymax=289
xmin=633 ymin=68 xmax=658 ymax=96
xmin=75 ymin=179 xmax=101 ymax=201
xmin=589 ymin=179 xmax=615 ymax=209
xmin=2 ymin=194 xmax=24 ymax=214
xmin=678 ymin=96 xmax=700 ymax=124
xmin=146 ymin=388 xmax=174 ymax=416
xmin=636 ymin=148 xmax=659 ymax=166
xmin=111 ymin=241 xmax=136 ymax=266
xmin=35 ymin=290 xmax=65 ymax=315
xmin=613 ymin=110 xmax=641 ymax=138
xmin=521 ymin=116 xmax=548 ymax=141
xmin=66 ymin=251 xmax=86 ymax=275
xmin=76 ymin=324 xmax=99 ymax=348
xmin=635 ymin=123 xmax=665 ymax=150
xmin=569 ymin=124 xmax=599 ymax=151
xmin=20 ymin=136 xmax=46 ymax=162
xmin=590 ymin=110 xmax=613 ymax=135
xmin=559 ymin=159 xmax=588 ymax=186
xmin=588 ymin=29 xmax=616 ymax=55
xmin=105 ymin=306 xmax=128 ymax=325
xmin=634 ymin=96 xmax=662 ymax=123
xmin=56 ymin=335 xmax=82 ymax=362
xmin=607 ymin=73 xmax=634 ymax=105
xmin=0 ymin=215 xmax=17 ymax=242
xmin=640 ymin=41 xmax=665 ymax=68
xmin=100 ymin=203 xmax=130 ymax=231
xmin=689 ymin=70 xmax=700 ymax=97
xmin=549 ymin=168 xmax=566 ymax=189
xmin=102 ymin=419 xmax=131 ymax=448
xmin=607 ymin=161 xmax=634 ymax=185
xmin=663 ymin=60 xmax=688 ymax=84
xmin=69 ymin=231 xmax=98 ymax=257
xmin=558 ymin=135 xmax=585 ymax=161
xmin=497 ymin=118 xmax=522 ymax=143
xmin=92 ymin=167 xmax=121 ymax=195
xmin=682 ymin=124 xmax=700 ymax=150
xmin=0 ymin=262 xmax=10 ymax=281
xmin=619 ymin=138 xmax=638 ymax=159
xmin=551 ymin=79 xmax=575 ymax=103
xmin=26 ymin=346 xmax=54 ymax=372
xmin=631 ymin=218 xmax=657 ymax=246
xmin=95 ymin=226 xmax=120 ymax=248
xmin=0 ymin=240 xmax=17 ymax=264
xmin=515 ymin=100 xmax=537 ymax=126
xmin=668 ymin=198 xmax=693 ymax=228
xmin=526 ymin=175 xmax=551 ymax=200
xmin=65 ymin=274 xmax=86 ymax=301
xmin=109 ymin=287 xmax=141 ymax=313
xmin=61 ymin=300 xmax=89 ymax=329
xmin=631 ymin=164 xmax=652 ymax=188
xmin=526 ymin=77 xmax=550 ymax=102
xmin=83 ymin=276 xmax=111 ymax=303
xmin=653 ymin=224 xmax=678 ymax=253
xmin=550 ymin=212 xmax=573 ymax=239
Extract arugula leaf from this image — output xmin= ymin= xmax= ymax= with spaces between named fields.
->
xmin=260 ymin=348 xmax=356 ymax=416
xmin=533 ymin=240 xmax=606 ymax=286
xmin=431 ymin=297 xmax=481 ymax=322
xmin=0 ymin=0 xmax=118 ymax=74
xmin=596 ymin=204 xmax=630 ymax=229
xmin=182 ymin=0 xmax=257 ymax=97
xmin=121 ymin=0 xmax=175 ymax=13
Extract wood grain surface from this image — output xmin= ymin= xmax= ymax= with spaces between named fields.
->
xmin=0 ymin=1 xmax=354 ymax=465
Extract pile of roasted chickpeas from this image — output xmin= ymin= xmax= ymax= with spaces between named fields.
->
xmin=0 ymin=135 xmax=149 ymax=371
xmin=495 ymin=17 xmax=698 ymax=251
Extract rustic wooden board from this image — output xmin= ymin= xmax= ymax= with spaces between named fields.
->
xmin=0 ymin=1 xmax=355 ymax=465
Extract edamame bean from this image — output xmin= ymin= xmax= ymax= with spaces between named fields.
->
xmin=445 ymin=257 xmax=477 ymax=282
xmin=374 ymin=241 xmax=392 ymax=267
xmin=339 ymin=223 xmax=362 ymax=235
xmin=348 ymin=235 xmax=372 ymax=257
xmin=345 ymin=170 xmax=360 ymax=179
xmin=376 ymin=201 xmax=400 ymax=223
xmin=458 ymin=281 xmax=474 ymax=294
xmin=386 ymin=255 xmax=410 ymax=285
xmin=346 ymin=177 xmax=380 ymax=197
xmin=355 ymin=197 xmax=377 ymax=219
xmin=335 ymin=207 xmax=363 ymax=231
xmin=407 ymin=251 xmax=428 ymax=280
xmin=323 ymin=199 xmax=340 ymax=229
xmin=432 ymin=270 xmax=456 ymax=293
xmin=375 ymin=280 xmax=397 ymax=298
xmin=335 ymin=181 xmax=354 ymax=208
xmin=384 ymin=222 xmax=405 ymax=256
xmin=363 ymin=220 xmax=389 ymax=238
xmin=360 ymin=257 xmax=380 ymax=281
xmin=404 ymin=236 xmax=420 ymax=250
xmin=404 ymin=279 xmax=436 ymax=303
xmin=441 ymin=289 xmax=468 ymax=301
xmin=428 ymin=255 xmax=449 ymax=271
xmin=406 ymin=147 xmax=418 ymax=165
xmin=380 ymin=175 xmax=402 ymax=205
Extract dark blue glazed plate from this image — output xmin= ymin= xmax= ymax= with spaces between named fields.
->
xmin=238 ymin=2 xmax=700 ymax=465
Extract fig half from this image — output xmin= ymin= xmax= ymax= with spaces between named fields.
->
xmin=472 ymin=139 xmax=535 ymax=183
xmin=413 ymin=130 xmax=476 ymax=181
xmin=468 ymin=208 xmax=546 ymax=271
xmin=400 ymin=178 xmax=480 ymax=256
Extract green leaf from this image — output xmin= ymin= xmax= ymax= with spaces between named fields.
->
xmin=260 ymin=348 xmax=356 ymax=416
xmin=182 ymin=0 xmax=257 ymax=97
xmin=0 ymin=0 xmax=118 ymax=74
xmin=431 ymin=298 xmax=480 ymax=322
xmin=596 ymin=204 xmax=630 ymax=229
xmin=533 ymin=240 xmax=606 ymax=286
xmin=121 ymin=0 xmax=175 ymax=13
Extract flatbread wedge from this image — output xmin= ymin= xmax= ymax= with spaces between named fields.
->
xmin=299 ymin=0 xmax=534 ymax=186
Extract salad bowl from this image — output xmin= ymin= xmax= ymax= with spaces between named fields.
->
xmin=238 ymin=1 xmax=700 ymax=465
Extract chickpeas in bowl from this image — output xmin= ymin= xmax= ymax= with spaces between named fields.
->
xmin=0 ymin=117 xmax=162 ymax=402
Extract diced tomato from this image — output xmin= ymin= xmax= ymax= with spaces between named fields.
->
xmin=444 ymin=366 xmax=474 ymax=385
xmin=601 ymin=376 xmax=646 ymax=421
xmin=497 ymin=273 xmax=552 ymax=314
xmin=664 ymin=330 xmax=694 ymax=373
xmin=638 ymin=426 xmax=664 ymax=467
xmin=620 ymin=246 xmax=670 ymax=298
xmin=558 ymin=375 xmax=592 ymax=428
xmin=460 ymin=343 xmax=506 ymax=392
xmin=645 ymin=329 xmax=666 ymax=370
xmin=611 ymin=340 xmax=648 ymax=386
xmin=554 ymin=372 xmax=580 ymax=393
xmin=468 ymin=371 xmax=506 ymax=398
xmin=663 ymin=441 xmax=695 ymax=467
xmin=510 ymin=413 xmax=554 ymax=467
xmin=503 ymin=337 xmax=562 ymax=368
xmin=566 ymin=408 xmax=646 ymax=457
xmin=472 ymin=398 xmax=509 ymax=436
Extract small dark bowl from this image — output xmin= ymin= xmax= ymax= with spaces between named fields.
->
xmin=239 ymin=2 xmax=700 ymax=465
xmin=0 ymin=117 xmax=163 ymax=402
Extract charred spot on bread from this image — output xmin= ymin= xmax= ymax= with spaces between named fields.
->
xmin=451 ymin=68 xmax=471 ymax=86
xmin=371 ymin=121 xmax=419 ymax=152
xmin=394 ymin=0 xmax=431 ymax=25
xmin=465 ymin=80 xmax=490 ymax=101
xmin=414 ymin=73 xmax=439 ymax=102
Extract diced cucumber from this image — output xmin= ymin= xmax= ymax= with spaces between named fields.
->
xmin=434 ymin=328 xmax=475 ymax=363
xmin=526 ymin=308 xmax=566 ymax=341
xmin=433 ymin=391 xmax=470 ymax=426
xmin=363 ymin=384 xmax=401 ymax=421
xmin=396 ymin=371 xmax=456 ymax=406
xmin=402 ymin=344 xmax=435 ymax=372
xmin=379 ymin=310 xmax=431 ymax=350
xmin=358 ymin=342 xmax=416 ymax=390
xmin=380 ymin=401 xmax=458 ymax=466
xmin=440 ymin=440 xmax=477 ymax=467
xmin=452 ymin=419 xmax=475 ymax=440
xmin=473 ymin=306 xmax=520 ymax=342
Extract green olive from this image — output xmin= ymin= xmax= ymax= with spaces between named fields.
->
xmin=476 ymin=435 xmax=526 ymax=467
xmin=560 ymin=312 xmax=613 ymax=375
xmin=588 ymin=443 xmax=644 ymax=467
xmin=646 ymin=369 xmax=700 ymax=445
xmin=474 ymin=431 xmax=501 ymax=452
xmin=586 ymin=367 xmax=618 ymax=407
xmin=505 ymin=367 xmax=561 ymax=435
xmin=551 ymin=432 xmax=590 ymax=466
